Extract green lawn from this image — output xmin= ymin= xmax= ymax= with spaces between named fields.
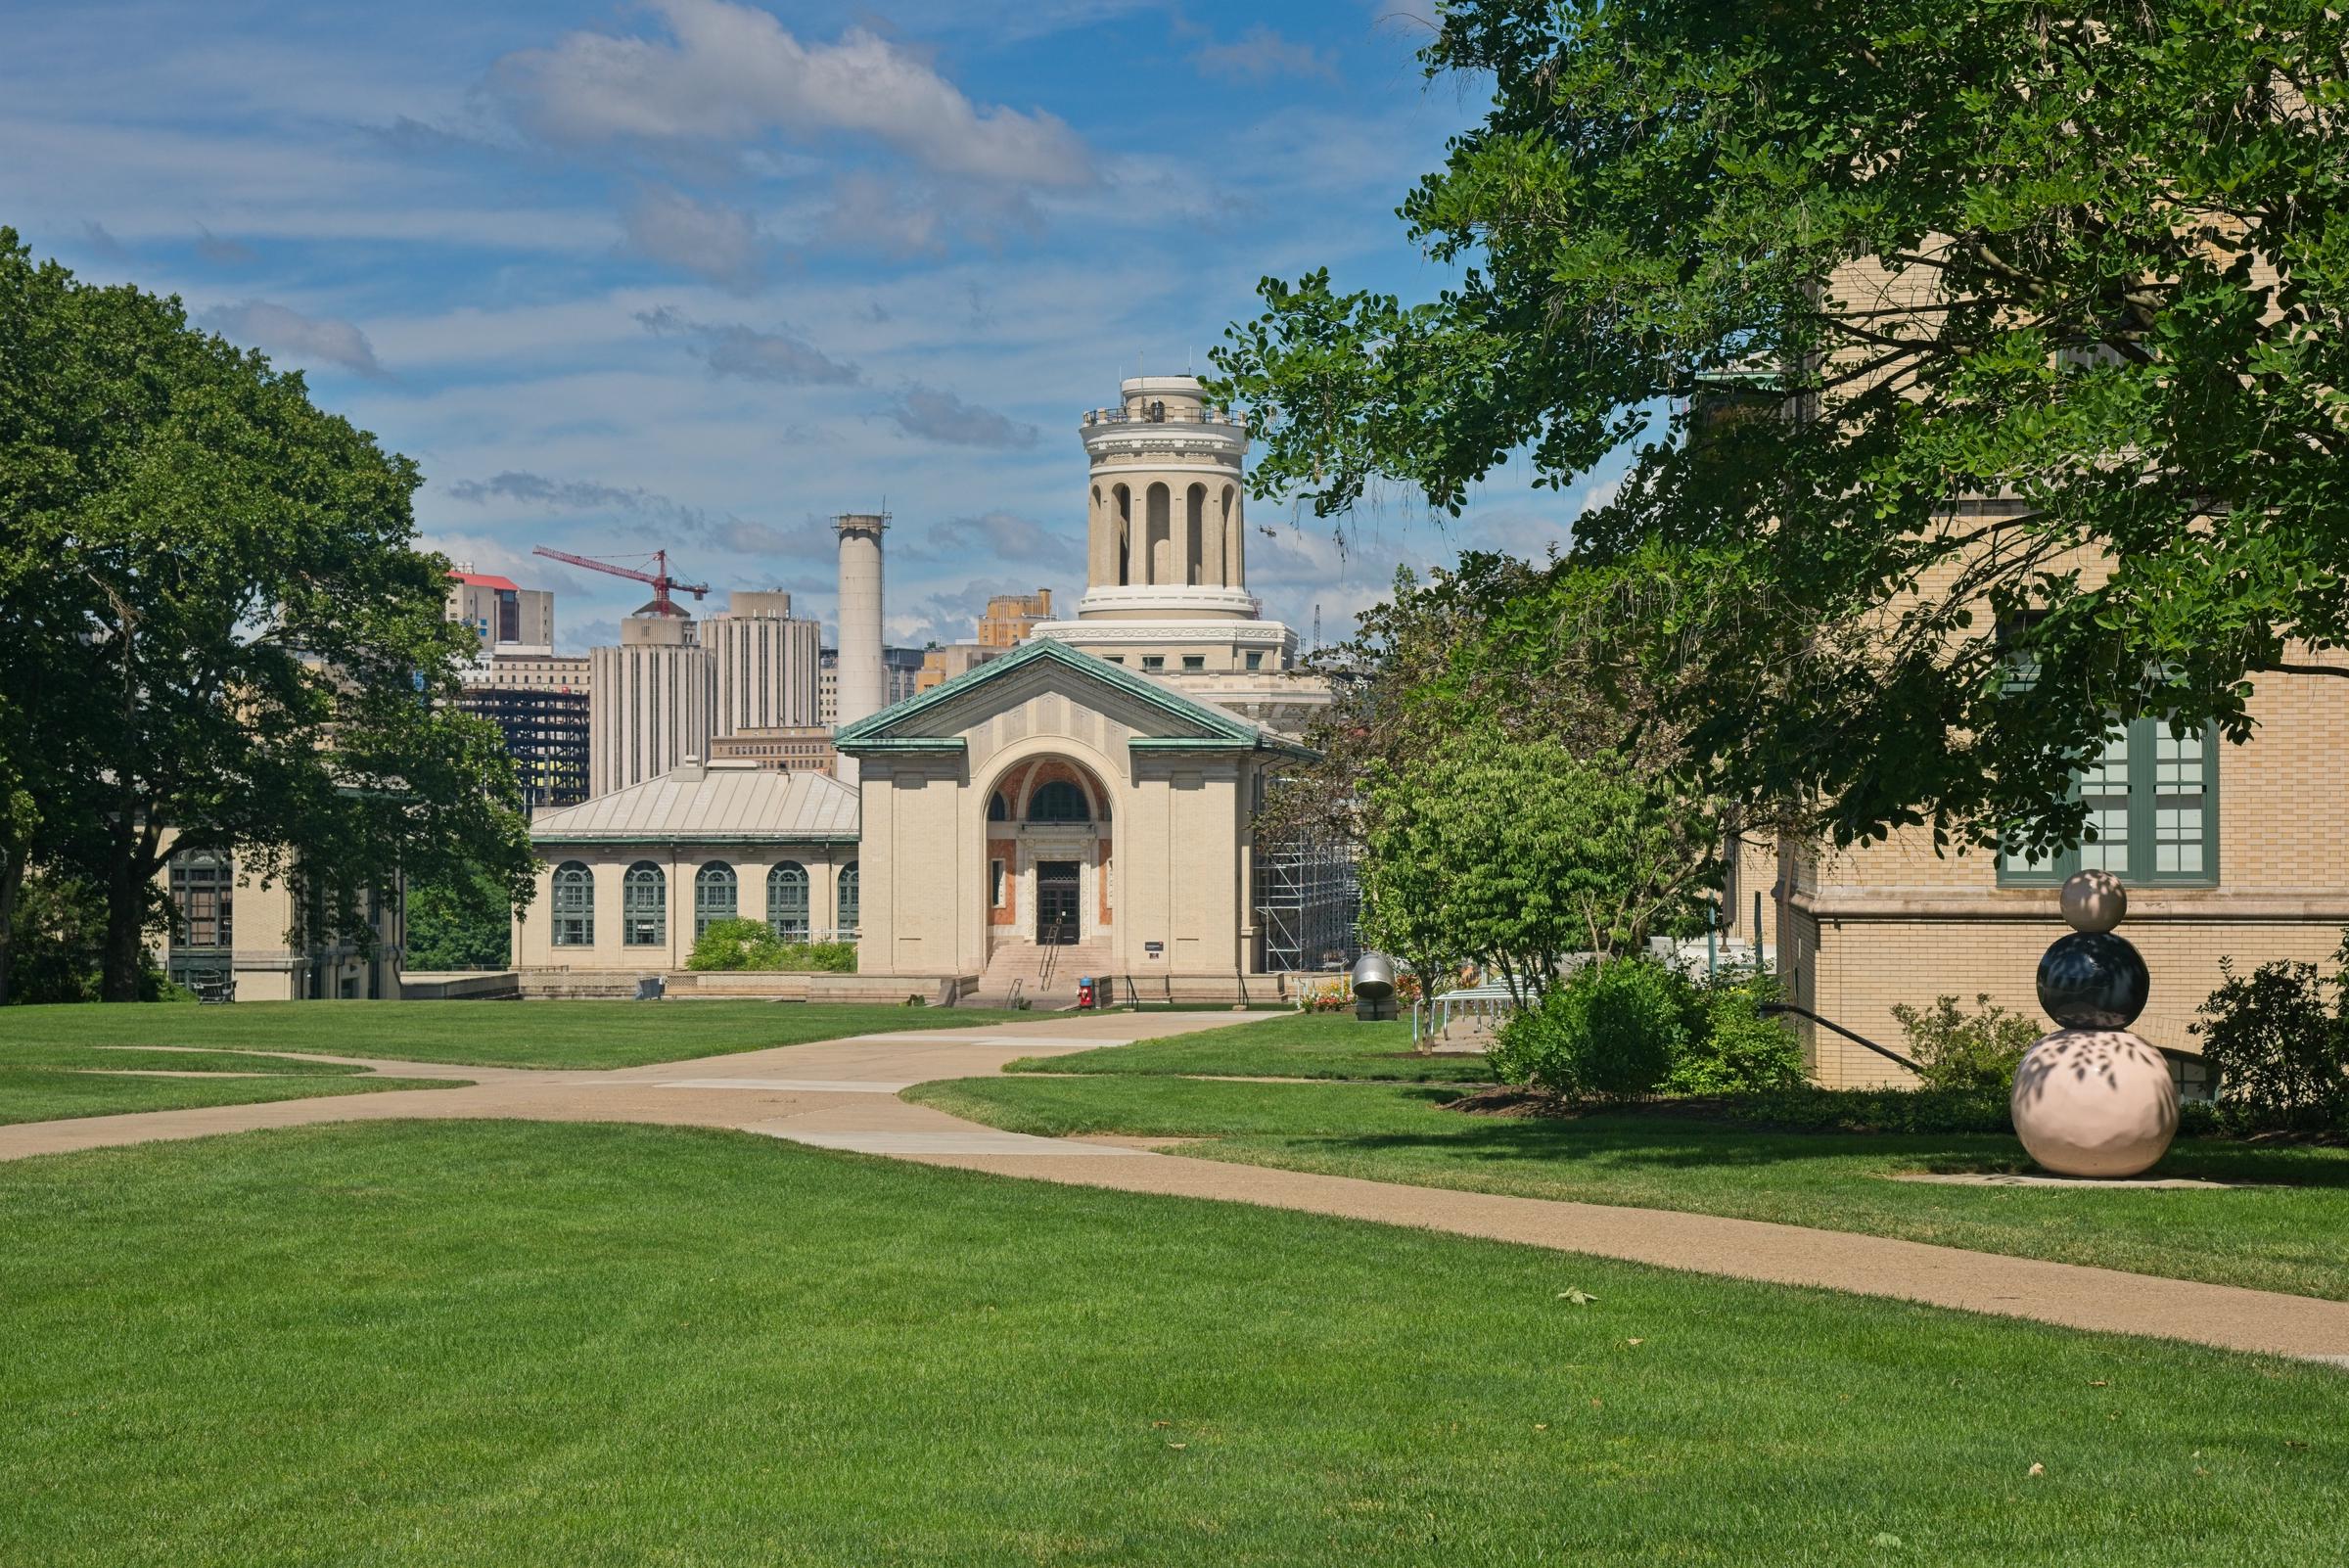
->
xmin=4 ymin=1121 xmax=2343 ymax=1566
xmin=0 ymin=1067 xmax=461 ymax=1125
xmin=1017 ymin=1012 xmax=1494 ymax=1082
xmin=910 ymin=1074 xmax=2349 ymax=1301
xmin=0 ymin=999 xmax=1030 ymax=1070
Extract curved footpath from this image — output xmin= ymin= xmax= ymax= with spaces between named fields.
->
xmin=6 ymin=1012 xmax=2347 ymax=1366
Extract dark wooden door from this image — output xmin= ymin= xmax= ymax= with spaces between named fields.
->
xmin=1036 ymin=861 xmax=1081 ymax=945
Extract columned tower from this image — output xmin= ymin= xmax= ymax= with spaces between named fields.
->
xmin=1034 ymin=375 xmax=1297 ymax=674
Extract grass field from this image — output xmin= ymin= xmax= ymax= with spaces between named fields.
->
xmin=911 ymin=1073 xmax=2349 ymax=1300
xmin=0 ymin=1065 xmax=461 ymax=1125
xmin=5 ymin=1120 xmax=2343 ymax=1567
xmin=0 ymin=999 xmax=1029 ymax=1071
xmin=1013 ymin=1013 xmax=1493 ymax=1082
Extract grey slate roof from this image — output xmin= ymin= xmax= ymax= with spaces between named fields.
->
xmin=530 ymin=763 xmax=858 ymax=844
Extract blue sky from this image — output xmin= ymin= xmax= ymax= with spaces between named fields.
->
xmin=3 ymin=0 xmax=1607 ymax=652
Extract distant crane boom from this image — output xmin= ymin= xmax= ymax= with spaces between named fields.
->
xmin=532 ymin=546 xmax=711 ymax=617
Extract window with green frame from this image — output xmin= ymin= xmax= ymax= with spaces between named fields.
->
xmin=2000 ymin=716 xmax=2218 ymax=886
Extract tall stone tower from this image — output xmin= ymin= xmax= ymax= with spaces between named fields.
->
xmin=1032 ymin=376 xmax=1297 ymax=674
xmin=832 ymin=512 xmax=889 ymax=785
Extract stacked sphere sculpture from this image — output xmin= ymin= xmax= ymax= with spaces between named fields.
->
xmin=2009 ymin=870 xmax=2179 ymax=1177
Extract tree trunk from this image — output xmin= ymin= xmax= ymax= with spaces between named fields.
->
xmin=100 ymin=837 xmax=154 ymax=1002
xmin=0 ymin=848 xmax=21 ymax=1007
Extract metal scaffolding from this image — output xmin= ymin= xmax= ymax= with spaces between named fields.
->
xmin=459 ymin=685 xmax=590 ymax=810
xmin=1253 ymin=834 xmax=1360 ymax=974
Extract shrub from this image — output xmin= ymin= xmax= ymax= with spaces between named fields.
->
xmin=1664 ymin=970 xmax=1808 ymax=1094
xmin=2192 ymin=947 xmax=2349 ymax=1131
xmin=1492 ymin=956 xmax=1685 ymax=1098
xmin=686 ymin=920 xmax=856 ymax=974
xmin=1889 ymin=993 xmax=2042 ymax=1091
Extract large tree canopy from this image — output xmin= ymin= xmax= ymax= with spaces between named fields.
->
xmin=1213 ymin=2 xmax=2349 ymax=855
xmin=0 ymin=231 xmax=534 ymax=1000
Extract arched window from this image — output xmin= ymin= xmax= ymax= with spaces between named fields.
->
xmin=1028 ymin=780 xmax=1090 ymax=822
xmin=988 ymin=791 xmax=1009 ymax=822
xmin=767 ymin=861 xmax=809 ymax=941
xmin=622 ymin=861 xmax=666 ymax=946
xmin=837 ymin=861 xmax=859 ymax=937
xmin=693 ymin=861 xmax=736 ymax=939
xmin=551 ymin=861 xmax=594 ymax=946
xmin=169 ymin=850 xmax=234 ymax=949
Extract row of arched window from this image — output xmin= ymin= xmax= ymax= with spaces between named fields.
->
xmin=549 ymin=860 xmax=857 ymax=947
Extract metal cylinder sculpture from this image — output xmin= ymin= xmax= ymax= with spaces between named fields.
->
xmin=1351 ymin=951 xmax=1399 ymax=1022
xmin=2009 ymin=870 xmax=2179 ymax=1177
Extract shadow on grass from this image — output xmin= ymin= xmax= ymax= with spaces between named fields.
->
xmin=1320 ymin=1091 xmax=2349 ymax=1187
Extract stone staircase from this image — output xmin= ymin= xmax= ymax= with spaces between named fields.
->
xmin=971 ymin=938 xmax=1112 ymax=1010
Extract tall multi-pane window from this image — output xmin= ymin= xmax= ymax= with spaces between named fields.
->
xmin=622 ymin=861 xmax=667 ymax=945
xmin=767 ymin=862 xmax=809 ymax=940
xmin=169 ymin=851 xmax=234 ymax=948
xmin=1027 ymin=780 xmax=1089 ymax=822
xmin=551 ymin=861 xmax=594 ymax=946
xmin=694 ymin=862 xmax=736 ymax=939
xmin=2000 ymin=717 xmax=2216 ymax=886
xmin=837 ymin=861 xmax=859 ymax=937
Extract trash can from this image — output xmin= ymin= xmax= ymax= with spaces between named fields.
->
xmin=1077 ymin=977 xmax=1095 ymax=1010
xmin=1351 ymin=952 xmax=1398 ymax=1021
xmin=634 ymin=975 xmax=666 ymax=1001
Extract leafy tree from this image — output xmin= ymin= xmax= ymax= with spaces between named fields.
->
xmin=1214 ymin=3 xmax=2349 ymax=857
xmin=402 ymin=865 xmax=515 ymax=972
xmin=0 ymin=231 xmax=534 ymax=999
xmin=1359 ymin=724 xmax=1718 ymax=1006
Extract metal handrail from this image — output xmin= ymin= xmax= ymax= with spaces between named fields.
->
xmin=1759 ymin=1003 xmax=1925 ymax=1075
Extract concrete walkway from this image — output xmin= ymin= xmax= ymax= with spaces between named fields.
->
xmin=6 ymin=1012 xmax=2347 ymax=1365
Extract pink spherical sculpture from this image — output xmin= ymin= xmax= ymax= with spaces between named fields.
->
xmin=2059 ymin=869 xmax=2128 ymax=935
xmin=2010 ymin=1029 xmax=2180 ymax=1177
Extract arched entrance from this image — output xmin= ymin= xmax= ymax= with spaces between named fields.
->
xmin=982 ymin=757 xmax=1113 ymax=952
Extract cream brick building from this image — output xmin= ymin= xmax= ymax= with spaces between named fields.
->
xmin=515 ymin=761 xmax=860 ymax=972
xmin=152 ymin=843 xmax=403 ymax=1001
xmin=1741 ymin=246 xmax=2348 ymax=1084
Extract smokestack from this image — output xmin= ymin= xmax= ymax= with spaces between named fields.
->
xmin=832 ymin=512 xmax=889 ymax=785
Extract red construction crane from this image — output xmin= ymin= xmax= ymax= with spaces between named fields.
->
xmin=532 ymin=546 xmax=711 ymax=617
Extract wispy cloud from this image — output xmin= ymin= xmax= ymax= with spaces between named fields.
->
xmin=192 ymin=224 xmax=258 ymax=267
xmin=635 ymin=304 xmax=859 ymax=385
xmin=1178 ymin=21 xmax=1339 ymax=84
xmin=201 ymin=299 xmax=388 ymax=378
xmin=619 ymin=184 xmax=764 ymax=292
xmin=443 ymin=468 xmax=834 ymax=560
xmin=887 ymin=385 xmax=1038 ymax=448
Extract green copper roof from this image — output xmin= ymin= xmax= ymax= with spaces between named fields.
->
xmin=834 ymin=636 xmax=1308 ymax=757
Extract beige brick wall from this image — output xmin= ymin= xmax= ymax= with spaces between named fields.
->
xmin=1787 ymin=662 xmax=2349 ymax=1085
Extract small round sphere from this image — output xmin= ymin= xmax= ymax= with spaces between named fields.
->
xmin=2011 ymin=1029 xmax=2179 ymax=1176
xmin=2060 ymin=869 xmax=2127 ymax=934
xmin=2038 ymin=931 xmax=2149 ymax=1030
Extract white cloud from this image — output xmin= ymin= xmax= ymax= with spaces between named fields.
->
xmin=620 ymin=184 xmax=764 ymax=292
xmin=1185 ymin=24 xmax=1339 ymax=84
xmin=490 ymin=0 xmax=1095 ymax=188
xmin=201 ymin=299 xmax=388 ymax=378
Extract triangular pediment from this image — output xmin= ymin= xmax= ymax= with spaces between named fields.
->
xmin=836 ymin=638 xmax=1279 ymax=752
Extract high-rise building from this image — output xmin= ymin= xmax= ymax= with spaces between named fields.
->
xmin=445 ymin=570 xmax=555 ymax=656
xmin=707 ymin=589 xmax=821 ymax=736
xmin=818 ymin=646 xmax=926 ymax=725
xmin=708 ymin=725 xmax=838 ymax=774
xmin=589 ymin=611 xmax=714 ymax=797
xmin=459 ymin=683 xmax=590 ymax=809
xmin=977 ymin=588 xmax=1051 ymax=648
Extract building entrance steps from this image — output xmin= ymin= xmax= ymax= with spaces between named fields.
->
xmin=5 ymin=1011 xmax=2348 ymax=1365
xmin=970 ymin=937 xmax=1111 ymax=1009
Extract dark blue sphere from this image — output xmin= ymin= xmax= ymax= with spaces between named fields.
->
xmin=2038 ymin=932 xmax=2149 ymax=1030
